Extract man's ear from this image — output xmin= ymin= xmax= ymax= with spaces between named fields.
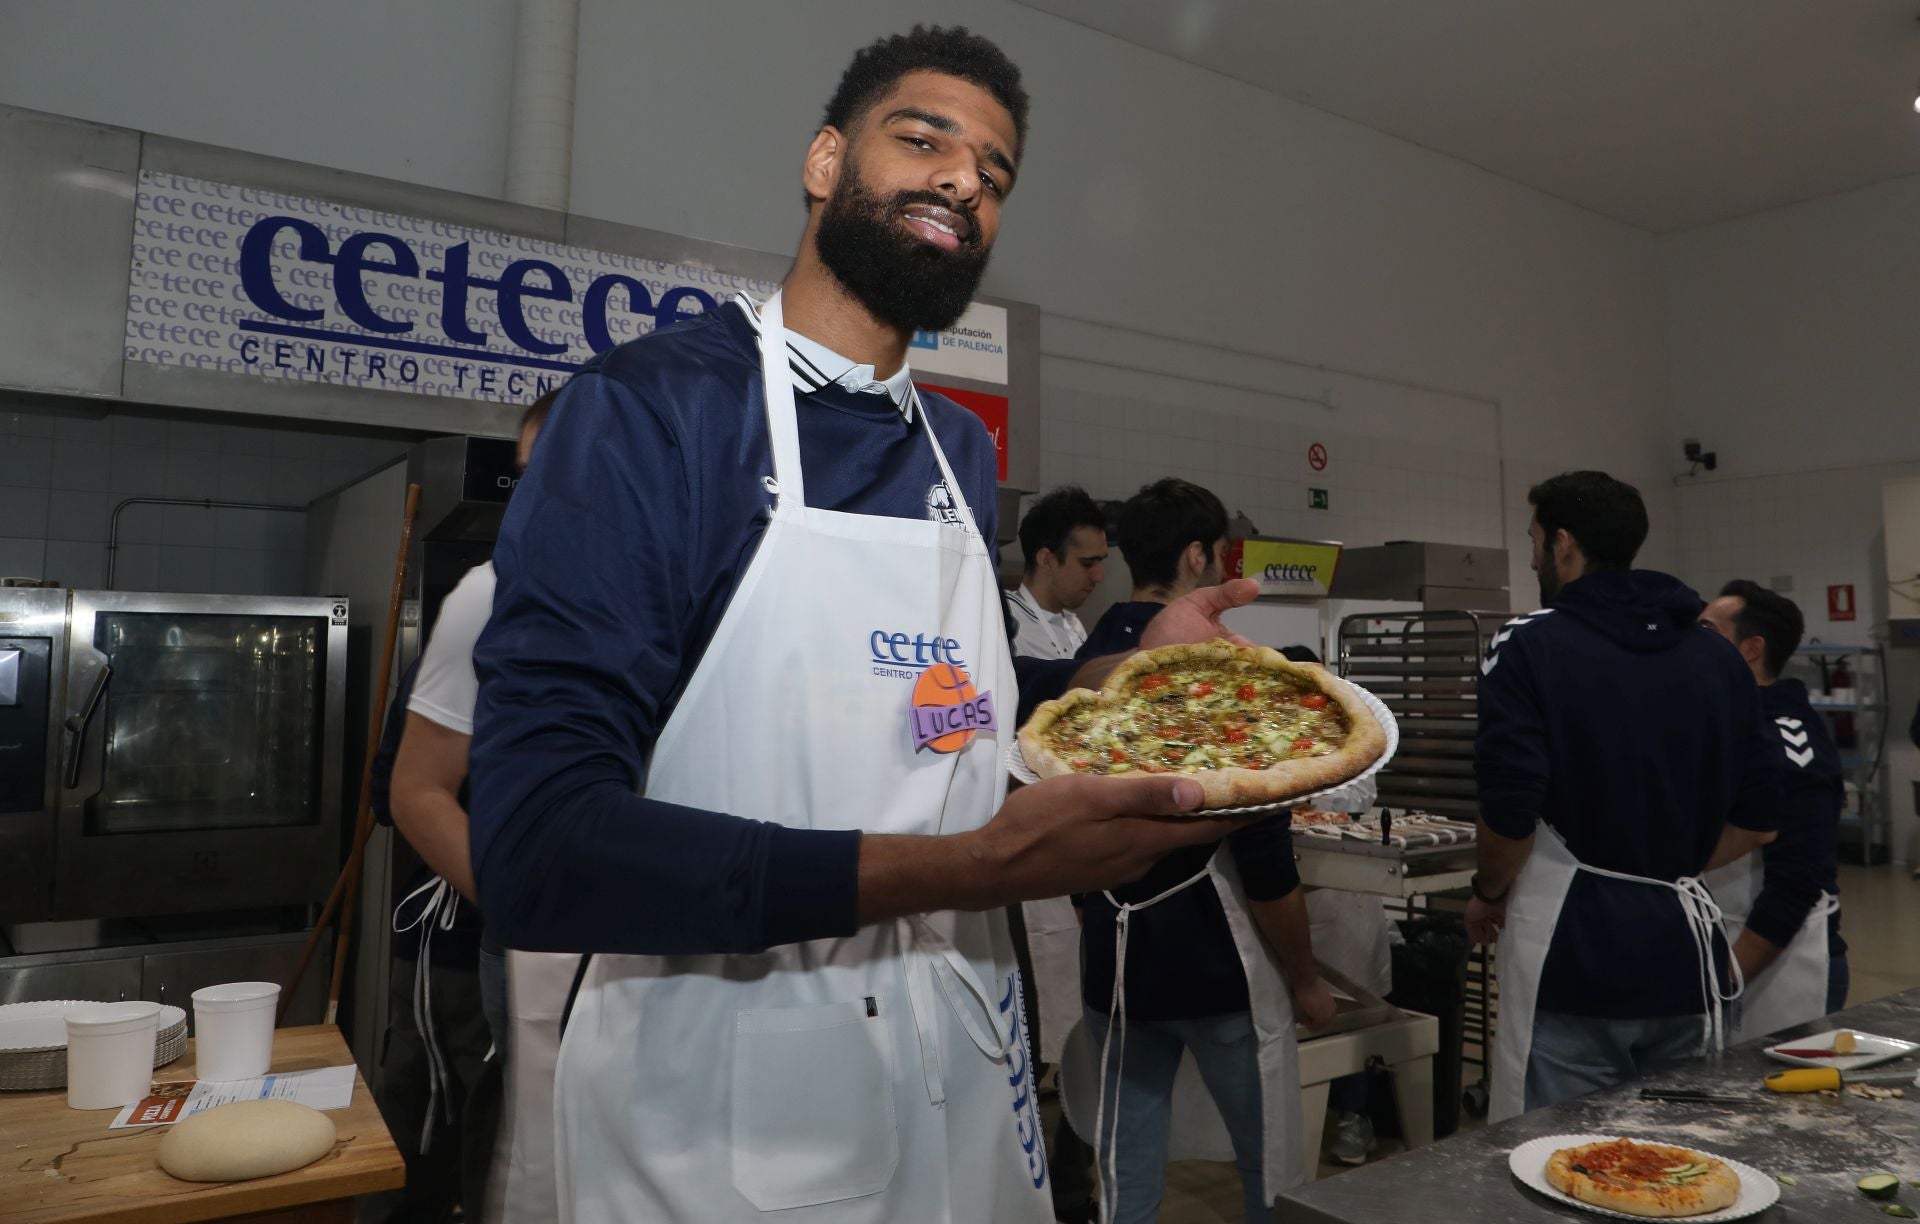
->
xmin=1035 ymin=547 xmax=1058 ymax=573
xmin=1552 ymin=528 xmax=1578 ymax=569
xmin=1183 ymin=539 xmax=1208 ymax=577
xmin=802 ymin=126 xmax=844 ymax=205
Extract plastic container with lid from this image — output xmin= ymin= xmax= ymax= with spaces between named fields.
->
xmin=65 ymin=1000 xmax=162 ymax=1110
xmin=191 ymin=982 xmax=280 ymax=1082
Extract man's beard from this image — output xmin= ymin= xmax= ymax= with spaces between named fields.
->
xmin=1537 ymin=566 xmax=1562 ymax=605
xmin=813 ymin=163 xmax=991 ymax=333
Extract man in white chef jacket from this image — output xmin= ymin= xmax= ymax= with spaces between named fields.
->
xmin=1006 ymin=485 xmax=1108 ymax=660
xmin=1005 ymin=484 xmax=1108 ymax=1222
xmin=467 ymin=26 xmax=1272 ymax=1224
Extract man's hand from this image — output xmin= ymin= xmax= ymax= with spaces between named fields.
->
xmin=856 ymin=775 xmax=1268 ymax=923
xmin=1464 ymin=895 xmax=1507 ymax=945
xmin=1292 ymin=977 xmax=1338 ymax=1031
xmin=1731 ymin=927 xmax=1784 ymax=984
xmin=1140 ymin=578 xmax=1260 ymax=650
xmin=968 ymin=774 xmax=1267 ymax=905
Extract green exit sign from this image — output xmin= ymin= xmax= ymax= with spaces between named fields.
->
xmin=1308 ymin=488 xmax=1329 ymax=510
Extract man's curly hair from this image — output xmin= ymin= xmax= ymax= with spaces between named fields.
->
xmin=821 ymin=25 xmax=1029 ymax=157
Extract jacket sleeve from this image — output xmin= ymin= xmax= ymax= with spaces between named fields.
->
xmin=1742 ymin=769 xmax=1836 ymax=949
xmin=1727 ymin=684 xmax=1785 ymax=835
xmin=468 ymin=372 xmax=860 ymax=956
xmin=1227 ymin=818 xmax=1300 ymax=902
xmin=368 ymin=660 xmax=419 ymax=829
xmin=1473 ymin=633 xmax=1550 ymax=840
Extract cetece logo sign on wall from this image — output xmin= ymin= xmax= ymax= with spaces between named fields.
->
xmin=125 ymin=173 xmax=1013 ymax=411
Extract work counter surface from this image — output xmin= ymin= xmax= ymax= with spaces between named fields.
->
xmin=1277 ymin=988 xmax=1920 ymax=1223
xmin=0 ymin=1024 xmax=401 ymax=1224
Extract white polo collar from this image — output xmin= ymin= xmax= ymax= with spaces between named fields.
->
xmin=734 ymin=293 xmax=917 ymax=421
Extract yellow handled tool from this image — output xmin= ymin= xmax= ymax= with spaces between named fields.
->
xmin=1765 ymin=1067 xmax=1914 ymax=1094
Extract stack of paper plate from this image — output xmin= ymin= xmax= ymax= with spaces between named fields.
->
xmin=0 ymin=999 xmax=188 ymax=1091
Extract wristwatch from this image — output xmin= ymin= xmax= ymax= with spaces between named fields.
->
xmin=1470 ymin=874 xmax=1510 ymax=904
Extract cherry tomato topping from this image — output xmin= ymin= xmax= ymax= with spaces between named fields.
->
xmin=1300 ymin=694 xmax=1329 ymax=709
xmin=1109 ymin=747 xmax=1128 ymax=763
xmin=1192 ymin=681 xmax=1215 ymax=697
xmin=1139 ymin=673 xmax=1169 ymax=691
xmin=1292 ymin=737 xmax=1316 ymax=752
xmin=1237 ymin=683 xmax=1257 ymax=702
xmin=1224 ymin=725 xmax=1249 ymax=744
xmin=1071 ymin=759 xmax=1091 ymax=771
xmin=1163 ymin=745 xmax=1188 ymax=764
xmin=1142 ymin=763 xmax=1169 ymax=774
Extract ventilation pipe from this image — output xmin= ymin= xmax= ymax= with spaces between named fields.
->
xmin=502 ymin=0 xmax=580 ymax=211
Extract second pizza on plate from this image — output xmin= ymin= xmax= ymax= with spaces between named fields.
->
xmin=1545 ymin=1138 xmax=1742 ymax=1218
xmin=1017 ymin=641 xmax=1389 ymax=808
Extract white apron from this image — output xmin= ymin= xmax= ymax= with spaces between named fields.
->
xmin=1703 ymin=857 xmax=1837 ymax=1041
xmin=551 ymin=293 xmax=1047 ymax=1224
xmin=1021 ymin=896 xmax=1082 ymax=1065
xmin=1490 ymin=826 xmax=1740 ymax=1123
xmin=1306 ymin=889 xmax=1391 ymax=997
xmin=480 ymin=950 xmax=579 ymax=1224
xmin=1063 ymin=848 xmax=1303 ymax=1223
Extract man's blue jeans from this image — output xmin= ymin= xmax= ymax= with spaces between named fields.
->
xmin=1083 ymin=1006 xmax=1270 ymax=1224
xmin=1524 ymin=1010 xmax=1703 ymax=1112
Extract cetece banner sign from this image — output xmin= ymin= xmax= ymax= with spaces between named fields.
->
xmin=125 ymin=172 xmax=1012 ymax=412
xmin=1224 ymin=538 xmax=1344 ymax=597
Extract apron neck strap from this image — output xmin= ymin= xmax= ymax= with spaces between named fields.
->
xmin=755 ymin=292 xmax=808 ymax=509
xmin=754 ymin=293 xmax=985 ymax=539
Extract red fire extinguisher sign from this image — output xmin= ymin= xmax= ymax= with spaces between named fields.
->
xmin=1828 ymin=584 xmax=1856 ymax=622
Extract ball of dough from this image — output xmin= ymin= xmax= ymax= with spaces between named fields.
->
xmin=157 ymin=1099 xmax=337 ymax=1182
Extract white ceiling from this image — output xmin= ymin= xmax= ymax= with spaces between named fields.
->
xmin=1017 ymin=0 xmax=1920 ymax=233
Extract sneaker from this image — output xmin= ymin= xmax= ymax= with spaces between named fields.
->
xmin=1328 ymin=1111 xmax=1376 ymax=1166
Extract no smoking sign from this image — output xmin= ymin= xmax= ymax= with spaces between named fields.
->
xmin=1307 ymin=443 xmax=1328 ymax=472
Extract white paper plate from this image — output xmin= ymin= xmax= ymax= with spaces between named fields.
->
xmin=1506 ymin=1134 xmax=1779 ymax=1222
xmin=1005 ymin=676 xmax=1399 ymax=817
xmin=1764 ymin=1028 xmax=1920 ymax=1071
xmin=0 ymin=1000 xmax=186 ymax=1052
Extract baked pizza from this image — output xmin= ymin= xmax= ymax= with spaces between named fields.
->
xmin=1017 ymin=641 xmax=1388 ymax=808
xmin=1544 ymin=1139 xmax=1741 ymax=1218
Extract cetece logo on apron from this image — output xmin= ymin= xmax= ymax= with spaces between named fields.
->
xmin=869 ymin=630 xmax=997 ymax=754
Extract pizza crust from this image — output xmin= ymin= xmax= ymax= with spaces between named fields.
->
xmin=1544 ymin=1140 xmax=1741 ymax=1218
xmin=1016 ymin=641 xmax=1389 ymax=809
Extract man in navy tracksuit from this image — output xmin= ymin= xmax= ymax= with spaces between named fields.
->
xmin=1468 ymin=471 xmax=1781 ymax=1115
xmin=1079 ymin=478 xmax=1230 ymax=658
xmin=1701 ymin=580 xmax=1848 ymax=1013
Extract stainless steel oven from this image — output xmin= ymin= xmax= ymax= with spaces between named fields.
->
xmin=0 ymin=589 xmax=346 ymax=923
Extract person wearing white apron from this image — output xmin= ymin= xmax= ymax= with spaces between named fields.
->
xmin=1465 ymin=474 xmax=1782 ymax=1122
xmin=1063 ymin=719 xmax=1339 ymax=1224
xmin=465 ymin=39 xmax=1275 ymax=1222
xmin=1700 ymin=582 xmax=1850 ymax=1036
xmin=1004 ymin=488 xmax=1109 ymax=1223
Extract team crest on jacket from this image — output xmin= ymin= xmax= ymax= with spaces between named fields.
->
xmin=926 ymin=480 xmax=964 ymax=527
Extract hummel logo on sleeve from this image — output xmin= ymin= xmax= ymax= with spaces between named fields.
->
xmin=1776 ymin=719 xmax=1814 ymax=767
xmin=1481 ymin=608 xmax=1555 ymax=676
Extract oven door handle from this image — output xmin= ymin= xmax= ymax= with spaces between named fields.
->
xmin=62 ymin=663 xmax=111 ymax=790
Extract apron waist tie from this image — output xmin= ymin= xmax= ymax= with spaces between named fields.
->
xmin=393 ymin=875 xmax=465 ymax=1153
xmin=1093 ymin=864 xmax=1214 ymax=1224
xmin=1577 ymin=865 xmax=1744 ymax=1054
xmin=899 ymin=915 xmax=1010 ymax=1108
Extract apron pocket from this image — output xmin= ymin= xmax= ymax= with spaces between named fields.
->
xmin=730 ymin=1000 xmax=899 ymax=1210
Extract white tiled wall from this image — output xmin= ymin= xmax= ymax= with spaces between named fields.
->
xmin=1673 ymin=461 xmax=1920 ymax=646
xmin=0 ymin=400 xmax=411 ymax=595
xmin=1031 ymin=325 xmax=1511 ymax=611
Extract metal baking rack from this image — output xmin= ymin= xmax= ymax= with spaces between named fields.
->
xmin=1333 ymin=608 xmax=1504 ymax=1117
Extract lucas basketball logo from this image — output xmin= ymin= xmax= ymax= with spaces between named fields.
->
xmin=909 ymin=662 xmax=998 ymax=753
xmin=926 ymin=480 xmax=964 ymax=527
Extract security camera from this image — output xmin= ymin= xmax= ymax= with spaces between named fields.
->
xmin=1682 ymin=439 xmax=1718 ymax=473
